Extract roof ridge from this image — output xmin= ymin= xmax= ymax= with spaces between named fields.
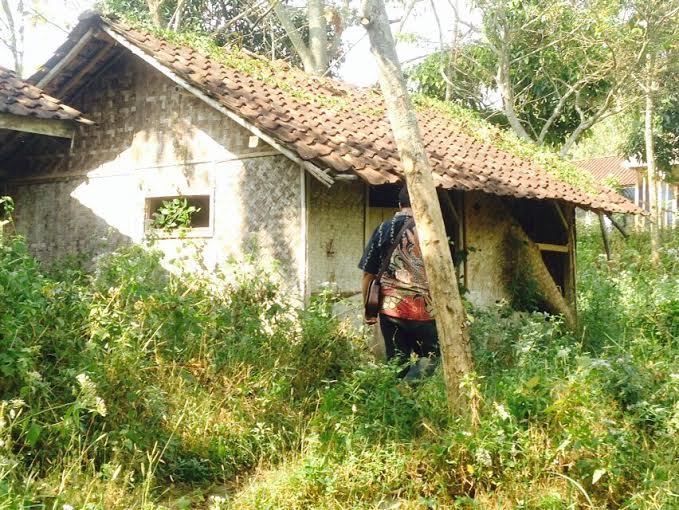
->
xmin=573 ymin=155 xmax=623 ymax=162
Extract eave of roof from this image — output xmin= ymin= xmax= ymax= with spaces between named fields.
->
xmin=0 ymin=65 xmax=92 ymax=126
xmin=30 ymin=13 xmax=642 ymax=215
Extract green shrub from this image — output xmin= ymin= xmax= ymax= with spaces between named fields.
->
xmin=1 ymin=223 xmax=677 ymax=509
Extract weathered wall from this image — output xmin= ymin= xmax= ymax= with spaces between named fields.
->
xmin=5 ymin=53 xmax=304 ymax=289
xmin=307 ymin=178 xmax=366 ymax=294
xmin=464 ymin=191 xmax=513 ymax=307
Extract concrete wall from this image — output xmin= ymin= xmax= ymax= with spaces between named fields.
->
xmin=5 ymin=53 xmax=304 ymax=289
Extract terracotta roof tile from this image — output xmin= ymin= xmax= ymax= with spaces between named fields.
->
xmin=0 ymin=65 xmax=92 ymax=124
xmin=32 ymin=15 xmax=640 ymax=214
xmin=574 ymin=156 xmax=638 ymax=187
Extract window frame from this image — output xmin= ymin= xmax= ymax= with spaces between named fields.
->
xmin=144 ymin=191 xmax=215 ymax=239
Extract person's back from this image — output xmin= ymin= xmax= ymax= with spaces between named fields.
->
xmin=359 ymin=186 xmax=439 ymax=380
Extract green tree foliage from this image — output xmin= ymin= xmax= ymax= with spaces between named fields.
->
xmin=100 ymin=0 xmax=345 ymax=71
xmin=409 ymin=0 xmax=633 ymax=153
xmin=619 ymin=0 xmax=679 ymax=176
xmin=621 ymin=90 xmax=679 ymax=175
xmin=407 ymin=42 xmax=496 ymax=114
xmin=100 ymin=0 xmax=343 ymax=72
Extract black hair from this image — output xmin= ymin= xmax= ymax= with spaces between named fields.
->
xmin=398 ymin=185 xmax=411 ymax=207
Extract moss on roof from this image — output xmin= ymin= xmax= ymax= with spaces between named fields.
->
xmin=413 ymin=95 xmax=600 ymax=194
xmin=114 ymin=15 xmax=603 ymax=197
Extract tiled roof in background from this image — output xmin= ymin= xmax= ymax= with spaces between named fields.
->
xmin=0 ymin=65 xmax=92 ymax=124
xmin=30 ymin=15 xmax=640 ymax=214
xmin=573 ymin=156 xmax=638 ymax=187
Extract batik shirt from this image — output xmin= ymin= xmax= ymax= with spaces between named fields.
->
xmin=358 ymin=212 xmax=434 ymax=321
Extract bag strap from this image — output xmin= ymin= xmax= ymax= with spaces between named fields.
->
xmin=376 ymin=216 xmax=414 ymax=280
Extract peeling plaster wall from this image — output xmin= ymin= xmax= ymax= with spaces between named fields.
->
xmin=5 ymin=54 xmax=303 ymax=290
xmin=464 ymin=191 xmax=513 ymax=307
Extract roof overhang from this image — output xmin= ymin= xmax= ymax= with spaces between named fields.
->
xmin=0 ymin=112 xmax=77 ymax=138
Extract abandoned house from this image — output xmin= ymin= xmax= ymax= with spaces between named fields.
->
xmin=0 ymin=14 xmax=640 ymax=323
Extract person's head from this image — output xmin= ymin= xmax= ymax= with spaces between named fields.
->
xmin=398 ymin=185 xmax=411 ymax=209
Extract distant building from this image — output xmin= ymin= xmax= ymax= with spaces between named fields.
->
xmin=575 ymin=156 xmax=678 ymax=228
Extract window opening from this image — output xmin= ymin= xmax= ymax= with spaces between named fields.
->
xmin=146 ymin=195 xmax=210 ymax=232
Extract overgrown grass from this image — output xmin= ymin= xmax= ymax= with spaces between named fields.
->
xmin=1 ymin=225 xmax=677 ymax=509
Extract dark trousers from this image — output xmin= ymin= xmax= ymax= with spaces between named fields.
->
xmin=379 ymin=315 xmax=440 ymax=379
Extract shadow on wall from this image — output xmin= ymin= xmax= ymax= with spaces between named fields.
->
xmin=8 ymin=176 xmax=133 ymax=267
xmin=0 ymin=56 xmax=213 ymax=265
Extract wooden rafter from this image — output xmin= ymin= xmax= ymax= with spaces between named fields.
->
xmin=553 ymin=202 xmax=569 ymax=230
xmin=36 ymin=28 xmax=95 ymax=89
xmin=537 ymin=242 xmax=569 ymax=253
xmin=57 ymin=40 xmax=116 ymax=98
xmin=437 ymin=188 xmax=461 ymax=226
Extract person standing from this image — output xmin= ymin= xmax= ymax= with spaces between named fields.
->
xmin=359 ymin=186 xmax=440 ymax=380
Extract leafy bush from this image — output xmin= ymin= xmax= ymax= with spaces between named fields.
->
xmin=1 ymin=222 xmax=677 ymax=509
xmin=150 ymin=198 xmax=201 ymax=232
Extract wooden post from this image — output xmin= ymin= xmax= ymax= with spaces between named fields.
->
xmin=672 ymin=184 xmax=678 ymax=228
xmin=634 ymin=171 xmax=642 ymax=231
xmin=598 ymin=213 xmax=611 ymax=261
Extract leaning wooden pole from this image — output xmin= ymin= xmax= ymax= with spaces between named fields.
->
xmin=598 ymin=213 xmax=611 ymax=261
xmin=361 ymin=0 xmax=477 ymax=420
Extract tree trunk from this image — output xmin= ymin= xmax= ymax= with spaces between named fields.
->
xmin=169 ymin=0 xmax=187 ymax=31
xmin=146 ymin=0 xmax=164 ymax=28
xmin=361 ymin=0 xmax=477 ymax=420
xmin=269 ymin=0 xmax=318 ymax=74
xmin=308 ymin=0 xmax=328 ymax=74
xmin=644 ymin=60 xmax=660 ymax=265
xmin=496 ymin=40 xmax=533 ymax=142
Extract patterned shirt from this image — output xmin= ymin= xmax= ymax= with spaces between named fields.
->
xmin=358 ymin=212 xmax=434 ymax=321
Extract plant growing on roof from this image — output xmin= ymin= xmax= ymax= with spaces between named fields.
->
xmin=150 ymin=197 xmax=200 ymax=232
xmin=101 ymin=0 xmax=347 ymax=71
